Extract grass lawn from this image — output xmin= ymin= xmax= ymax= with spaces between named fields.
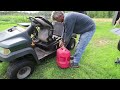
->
xmin=0 ymin=18 xmax=120 ymax=79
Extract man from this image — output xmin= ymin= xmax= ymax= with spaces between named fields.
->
xmin=51 ymin=11 xmax=96 ymax=68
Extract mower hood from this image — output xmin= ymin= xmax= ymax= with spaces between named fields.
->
xmin=0 ymin=26 xmax=31 ymax=48
xmin=0 ymin=26 xmax=25 ymax=41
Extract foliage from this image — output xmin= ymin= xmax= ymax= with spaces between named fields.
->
xmin=0 ymin=11 xmax=115 ymax=18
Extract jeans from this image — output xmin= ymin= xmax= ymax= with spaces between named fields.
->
xmin=73 ymin=28 xmax=95 ymax=64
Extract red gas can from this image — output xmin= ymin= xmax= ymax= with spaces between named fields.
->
xmin=56 ymin=47 xmax=71 ymax=69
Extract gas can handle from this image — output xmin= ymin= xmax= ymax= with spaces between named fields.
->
xmin=61 ymin=46 xmax=66 ymax=51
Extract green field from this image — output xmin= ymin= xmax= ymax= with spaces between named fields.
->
xmin=0 ymin=18 xmax=120 ymax=79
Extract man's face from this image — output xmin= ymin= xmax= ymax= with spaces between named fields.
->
xmin=55 ymin=15 xmax=64 ymax=22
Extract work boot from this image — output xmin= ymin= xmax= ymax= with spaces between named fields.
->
xmin=70 ymin=56 xmax=74 ymax=64
xmin=70 ymin=62 xmax=79 ymax=68
xmin=70 ymin=56 xmax=74 ymax=60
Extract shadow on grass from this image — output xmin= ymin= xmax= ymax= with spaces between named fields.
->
xmin=0 ymin=62 xmax=9 ymax=79
xmin=28 ymin=55 xmax=80 ymax=79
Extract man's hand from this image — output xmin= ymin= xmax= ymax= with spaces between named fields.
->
xmin=59 ymin=40 xmax=65 ymax=47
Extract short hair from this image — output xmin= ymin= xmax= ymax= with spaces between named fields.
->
xmin=51 ymin=11 xmax=64 ymax=21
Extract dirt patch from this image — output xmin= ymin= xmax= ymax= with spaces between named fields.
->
xmin=94 ymin=38 xmax=111 ymax=47
xmin=93 ymin=18 xmax=112 ymax=22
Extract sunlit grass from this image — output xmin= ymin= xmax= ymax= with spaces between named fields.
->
xmin=1 ymin=18 xmax=120 ymax=79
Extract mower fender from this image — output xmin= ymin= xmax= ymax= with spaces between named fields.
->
xmin=0 ymin=47 xmax=39 ymax=63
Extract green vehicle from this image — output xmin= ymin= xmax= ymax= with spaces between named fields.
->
xmin=0 ymin=17 xmax=76 ymax=79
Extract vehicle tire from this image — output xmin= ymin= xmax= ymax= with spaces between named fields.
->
xmin=7 ymin=59 xmax=35 ymax=79
xmin=118 ymin=40 xmax=120 ymax=51
xmin=67 ymin=38 xmax=76 ymax=50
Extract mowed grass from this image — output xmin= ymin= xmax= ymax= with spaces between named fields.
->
xmin=0 ymin=18 xmax=120 ymax=79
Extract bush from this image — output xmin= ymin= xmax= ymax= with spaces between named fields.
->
xmin=0 ymin=15 xmax=29 ymax=24
xmin=0 ymin=11 xmax=115 ymax=24
xmin=87 ymin=11 xmax=114 ymax=18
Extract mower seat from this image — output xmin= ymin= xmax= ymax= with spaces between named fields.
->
xmin=38 ymin=28 xmax=53 ymax=42
xmin=35 ymin=17 xmax=54 ymax=43
xmin=35 ymin=17 xmax=53 ymax=29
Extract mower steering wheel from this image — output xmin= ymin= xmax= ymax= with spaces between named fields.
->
xmin=29 ymin=17 xmax=40 ymax=25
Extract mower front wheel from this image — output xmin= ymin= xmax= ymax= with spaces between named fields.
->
xmin=7 ymin=59 xmax=35 ymax=79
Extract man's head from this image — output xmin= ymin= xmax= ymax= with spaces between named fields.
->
xmin=51 ymin=11 xmax=64 ymax=22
